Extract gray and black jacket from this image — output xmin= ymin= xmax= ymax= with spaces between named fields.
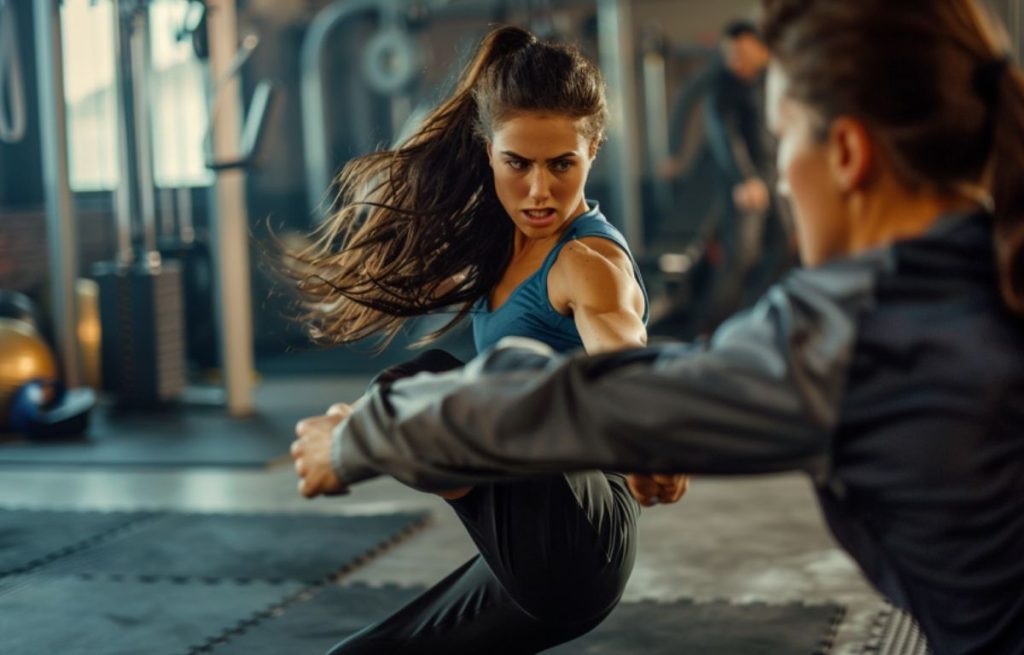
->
xmin=333 ymin=210 xmax=1024 ymax=655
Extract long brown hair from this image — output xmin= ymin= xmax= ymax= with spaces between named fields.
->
xmin=762 ymin=0 xmax=1024 ymax=315
xmin=285 ymin=26 xmax=607 ymax=346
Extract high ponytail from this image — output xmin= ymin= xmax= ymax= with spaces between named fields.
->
xmin=284 ymin=27 xmax=537 ymax=347
xmin=990 ymin=63 xmax=1024 ymax=315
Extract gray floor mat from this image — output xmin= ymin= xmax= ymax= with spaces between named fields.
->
xmin=212 ymin=583 xmax=844 ymax=654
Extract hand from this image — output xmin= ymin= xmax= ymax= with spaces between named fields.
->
xmin=291 ymin=403 xmax=353 ymax=498
xmin=657 ymin=157 xmax=684 ymax=180
xmin=732 ymin=178 xmax=770 ymax=213
xmin=627 ymin=473 xmax=690 ymax=507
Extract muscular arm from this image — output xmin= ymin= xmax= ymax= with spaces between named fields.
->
xmin=549 ymin=237 xmax=646 ymax=354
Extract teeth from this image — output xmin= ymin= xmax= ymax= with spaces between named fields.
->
xmin=525 ymin=209 xmax=552 ymax=217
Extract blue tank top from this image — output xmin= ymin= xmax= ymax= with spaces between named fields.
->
xmin=472 ymin=202 xmax=648 ymax=354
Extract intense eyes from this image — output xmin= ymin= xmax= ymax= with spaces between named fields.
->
xmin=504 ymin=158 xmax=575 ymax=173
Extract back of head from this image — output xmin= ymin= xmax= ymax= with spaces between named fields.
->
xmin=761 ymin=0 xmax=1024 ymax=315
xmin=285 ymin=26 xmax=608 ymax=346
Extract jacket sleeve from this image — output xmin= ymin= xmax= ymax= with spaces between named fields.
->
xmin=332 ymin=265 xmax=878 ymax=491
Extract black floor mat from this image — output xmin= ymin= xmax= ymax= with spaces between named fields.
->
xmin=0 ymin=508 xmax=154 ymax=576
xmin=548 ymin=598 xmax=843 ymax=654
xmin=0 ymin=509 xmax=431 ymax=655
xmin=0 ymin=574 xmax=306 ymax=655
xmin=45 ymin=510 xmax=428 ymax=583
xmin=212 ymin=583 xmax=844 ymax=655
xmin=0 ymin=377 xmax=370 ymax=468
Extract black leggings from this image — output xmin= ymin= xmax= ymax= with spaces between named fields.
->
xmin=328 ymin=351 xmax=640 ymax=655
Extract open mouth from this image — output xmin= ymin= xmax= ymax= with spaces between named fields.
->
xmin=522 ymin=208 xmax=557 ymax=226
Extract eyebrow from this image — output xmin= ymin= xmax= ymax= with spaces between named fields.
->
xmin=500 ymin=151 xmax=578 ymax=162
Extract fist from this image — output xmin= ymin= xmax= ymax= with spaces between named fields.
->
xmin=627 ymin=473 xmax=690 ymax=507
xmin=291 ymin=410 xmax=350 ymax=498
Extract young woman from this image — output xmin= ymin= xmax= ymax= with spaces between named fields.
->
xmin=288 ymin=26 xmax=687 ymax=654
xmin=294 ymin=1 xmax=1024 ymax=653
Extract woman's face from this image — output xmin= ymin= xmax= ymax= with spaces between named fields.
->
xmin=487 ymin=112 xmax=597 ymax=239
xmin=767 ymin=62 xmax=849 ymax=267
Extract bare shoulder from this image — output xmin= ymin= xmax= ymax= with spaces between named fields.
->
xmin=555 ymin=237 xmax=633 ymax=277
xmin=549 ymin=236 xmax=642 ymax=313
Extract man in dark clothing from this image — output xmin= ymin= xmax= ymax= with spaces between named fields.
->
xmin=659 ymin=22 xmax=790 ymax=335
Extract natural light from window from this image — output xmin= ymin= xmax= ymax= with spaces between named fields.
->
xmin=60 ymin=0 xmax=211 ymax=192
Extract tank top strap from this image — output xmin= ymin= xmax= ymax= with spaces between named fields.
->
xmin=534 ymin=205 xmax=649 ymax=323
xmin=536 ymin=210 xmax=619 ymax=281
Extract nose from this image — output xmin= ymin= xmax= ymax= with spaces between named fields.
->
xmin=527 ymin=166 xmax=552 ymax=203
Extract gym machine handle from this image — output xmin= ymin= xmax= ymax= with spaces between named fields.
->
xmin=206 ymin=79 xmax=278 ymax=171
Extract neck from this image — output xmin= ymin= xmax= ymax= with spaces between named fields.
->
xmin=847 ymin=183 xmax=980 ymax=255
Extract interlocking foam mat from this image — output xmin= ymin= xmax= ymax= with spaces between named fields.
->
xmin=0 ymin=508 xmax=429 ymax=655
xmin=2 ymin=508 xmax=846 ymax=654
xmin=1 ymin=508 xmax=427 ymax=583
xmin=0 ymin=574 xmax=306 ymax=655
xmin=210 ymin=583 xmax=845 ymax=655
xmin=0 ymin=508 xmax=153 ymax=576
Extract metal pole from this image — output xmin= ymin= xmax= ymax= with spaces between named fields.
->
xmin=206 ymin=0 xmax=254 ymax=416
xmin=300 ymin=0 xmax=390 ymax=222
xmin=642 ymin=49 xmax=671 ymax=221
xmin=128 ymin=7 xmax=160 ymax=267
xmin=110 ymin=1 xmax=136 ymax=266
xmin=33 ymin=0 xmax=81 ymax=386
xmin=597 ymin=0 xmax=644 ymax=254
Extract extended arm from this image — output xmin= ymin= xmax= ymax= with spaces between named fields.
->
xmin=331 ymin=264 xmax=877 ymax=492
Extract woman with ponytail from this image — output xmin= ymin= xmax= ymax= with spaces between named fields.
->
xmin=288 ymin=26 xmax=688 ymax=653
xmin=294 ymin=2 xmax=1024 ymax=651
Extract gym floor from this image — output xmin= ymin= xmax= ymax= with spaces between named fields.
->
xmin=0 ymin=374 xmax=887 ymax=654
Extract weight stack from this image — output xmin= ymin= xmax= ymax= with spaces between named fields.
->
xmin=92 ymin=260 xmax=186 ymax=406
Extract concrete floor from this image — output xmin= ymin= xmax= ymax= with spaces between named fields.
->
xmin=0 ymin=376 xmax=887 ymax=654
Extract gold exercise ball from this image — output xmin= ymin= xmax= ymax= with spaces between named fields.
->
xmin=0 ymin=318 xmax=59 ymax=427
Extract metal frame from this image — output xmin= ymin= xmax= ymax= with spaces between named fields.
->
xmin=206 ymin=0 xmax=255 ymax=416
xmin=596 ymin=0 xmax=642 ymax=253
xmin=34 ymin=0 xmax=81 ymax=386
xmin=300 ymin=0 xmax=403 ymax=220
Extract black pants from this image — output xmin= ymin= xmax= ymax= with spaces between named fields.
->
xmin=329 ymin=351 xmax=640 ymax=654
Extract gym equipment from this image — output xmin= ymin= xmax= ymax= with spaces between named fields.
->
xmin=0 ymin=317 xmax=96 ymax=438
xmin=92 ymin=0 xmax=186 ymax=407
xmin=6 ymin=379 xmax=95 ymax=439
xmin=0 ymin=317 xmax=59 ymax=426
xmin=0 ymin=290 xmax=38 ymax=327
xmin=0 ymin=0 xmax=26 ymax=144
xmin=361 ymin=27 xmax=422 ymax=95
xmin=75 ymin=278 xmax=101 ymax=389
xmin=33 ymin=0 xmax=83 ymax=388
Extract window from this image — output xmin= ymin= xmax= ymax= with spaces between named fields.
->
xmin=148 ymin=0 xmax=212 ymax=188
xmin=61 ymin=0 xmax=118 ymax=191
xmin=60 ymin=0 xmax=211 ymax=191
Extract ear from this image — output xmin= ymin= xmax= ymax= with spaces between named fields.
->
xmin=827 ymin=117 xmax=873 ymax=192
xmin=588 ymin=136 xmax=601 ymax=161
xmin=485 ymin=141 xmax=494 ymax=168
